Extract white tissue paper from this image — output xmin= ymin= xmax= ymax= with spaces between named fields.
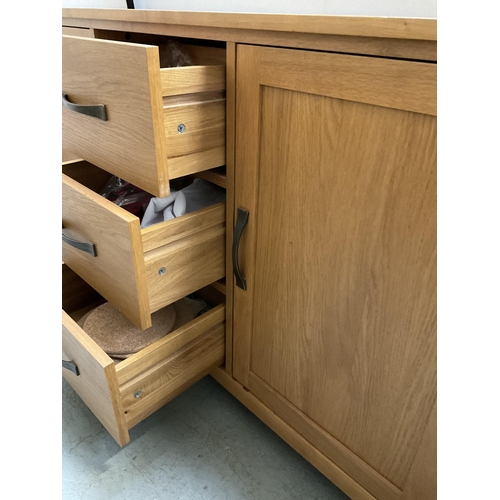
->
xmin=140 ymin=178 xmax=226 ymax=229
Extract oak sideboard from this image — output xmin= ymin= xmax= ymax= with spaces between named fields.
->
xmin=61 ymin=9 xmax=437 ymax=500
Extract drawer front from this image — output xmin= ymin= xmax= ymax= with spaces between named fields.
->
xmin=145 ymin=223 xmax=226 ymax=313
xmin=62 ymin=310 xmax=128 ymax=445
xmin=62 ymin=35 xmax=168 ymax=197
xmin=62 ymin=172 xmax=151 ymax=329
xmin=62 ymin=267 xmax=225 ymax=447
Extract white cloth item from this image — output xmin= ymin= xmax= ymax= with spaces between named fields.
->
xmin=140 ymin=178 xmax=225 ymax=229
xmin=140 ymin=190 xmax=186 ymax=227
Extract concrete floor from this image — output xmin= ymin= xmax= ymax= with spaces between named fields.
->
xmin=63 ymin=375 xmax=351 ymax=500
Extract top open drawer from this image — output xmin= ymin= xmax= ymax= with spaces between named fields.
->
xmin=62 ymin=36 xmax=226 ymax=197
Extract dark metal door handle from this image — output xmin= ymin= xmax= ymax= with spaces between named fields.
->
xmin=62 ymin=229 xmax=97 ymax=257
xmin=62 ymin=92 xmax=107 ymax=121
xmin=233 ymin=208 xmax=249 ymax=290
xmin=62 ymin=360 xmax=80 ymax=376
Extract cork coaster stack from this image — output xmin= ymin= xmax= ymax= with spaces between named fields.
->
xmin=78 ymin=299 xmax=195 ymax=360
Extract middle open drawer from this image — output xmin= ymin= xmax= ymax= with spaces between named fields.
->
xmin=62 ymin=160 xmax=226 ymax=330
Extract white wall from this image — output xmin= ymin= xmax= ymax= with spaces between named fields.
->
xmin=62 ymin=0 xmax=129 ymax=7
xmin=62 ymin=0 xmax=437 ymax=18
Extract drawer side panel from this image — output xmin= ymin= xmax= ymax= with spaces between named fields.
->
xmin=62 ymin=311 xmax=129 ymax=446
xmin=62 ymin=36 xmax=169 ymax=197
xmin=62 ymin=173 xmax=151 ymax=329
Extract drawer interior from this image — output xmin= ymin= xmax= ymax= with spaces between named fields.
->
xmin=63 ymin=265 xmax=226 ymax=365
xmin=92 ymin=33 xmax=226 ymax=94
xmin=92 ymin=31 xmax=226 ymax=67
xmin=62 ymin=159 xmax=226 ymax=243
xmin=63 ymin=264 xmax=225 ymax=445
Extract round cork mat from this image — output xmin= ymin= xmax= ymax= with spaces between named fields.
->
xmin=79 ymin=299 xmax=194 ymax=358
xmin=110 ymin=299 xmax=194 ymax=359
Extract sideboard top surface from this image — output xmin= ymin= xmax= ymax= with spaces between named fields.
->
xmin=62 ymin=8 xmax=436 ymax=42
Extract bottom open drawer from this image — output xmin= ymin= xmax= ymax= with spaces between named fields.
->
xmin=62 ymin=265 xmax=225 ymax=446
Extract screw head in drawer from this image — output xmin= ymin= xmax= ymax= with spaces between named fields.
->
xmin=177 ymin=123 xmax=186 ymax=133
xmin=158 ymin=267 xmax=166 ymax=275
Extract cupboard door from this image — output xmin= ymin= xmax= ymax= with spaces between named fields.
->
xmin=233 ymin=45 xmax=436 ymax=500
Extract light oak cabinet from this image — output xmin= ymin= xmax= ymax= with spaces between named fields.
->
xmin=62 ymin=9 xmax=437 ymax=500
xmin=232 ymin=45 xmax=436 ymax=500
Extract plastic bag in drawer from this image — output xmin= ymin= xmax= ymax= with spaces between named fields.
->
xmin=159 ymin=39 xmax=193 ymax=68
xmin=100 ymin=176 xmax=153 ymax=221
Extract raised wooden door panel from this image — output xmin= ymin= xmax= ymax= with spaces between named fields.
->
xmin=233 ymin=45 xmax=436 ymax=500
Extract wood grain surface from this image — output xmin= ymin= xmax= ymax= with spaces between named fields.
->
xmin=163 ymin=92 xmax=225 ymax=161
xmin=62 ymin=171 xmax=151 ymax=330
xmin=62 ymin=9 xmax=436 ymax=41
xmin=144 ymin=225 xmax=226 ymax=313
xmin=233 ymin=45 xmax=436 ymax=499
xmin=116 ymin=305 xmax=225 ymax=428
xmin=160 ymin=65 xmax=225 ymax=97
xmin=258 ymin=46 xmax=436 ymax=116
xmin=63 ymin=310 xmax=129 ymax=446
xmin=141 ymin=202 xmax=225 ymax=253
xmin=62 ymin=35 xmax=170 ymax=197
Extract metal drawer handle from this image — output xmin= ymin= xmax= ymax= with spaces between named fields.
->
xmin=233 ymin=208 xmax=249 ymax=290
xmin=62 ymin=229 xmax=97 ymax=257
xmin=62 ymin=360 xmax=80 ymax=376
xmin=62 ymin=92 xmax=107 ymax=121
